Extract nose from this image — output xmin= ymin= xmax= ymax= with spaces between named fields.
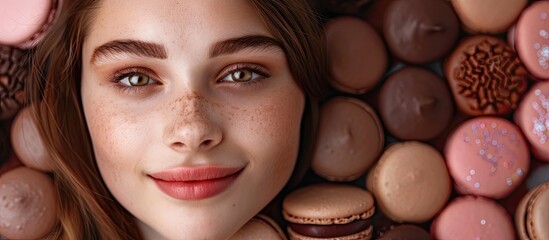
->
xmin=163 ymin=93 xmax=223 ymax=153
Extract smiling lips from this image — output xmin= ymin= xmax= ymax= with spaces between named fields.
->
xmin=149 ymin=166 xmax=243 ymax=200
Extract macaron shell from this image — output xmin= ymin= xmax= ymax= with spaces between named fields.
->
xmin=311 ymin=97 xmax=384 ymax=182
xmin=431 ymin=196 xmax=515 ymax=240
xmin=377 ymin=224 xmax=431 ymax=240
xmin=372 ymin=141 xmax=451 ymax=223
xmin=0 ymin=45 xmax=31 ymax=120
xmin=287 ymin=225 xmax=373 ymax=240
xmin=229 ymin=214 xmax=287 ymax=240
xmin=451 ymin=0 xmax=527 ymax=34
xmin=325 ymin=17 xmax=387 ymax=94
xmin=445 ymin=117 xmax=530 ymax=199
xmin=515 ymin=181 xmax=537 ymax=240
xmin=515 ymin=1 xmax=549 ymax=80
xmin=444 ymin=35 xmax=528 ymax=116
xmin=283 ymin=183 xmax=375 ymax=225
xmin=527 ymin=182 xmax=549 ymax=240
xmin=0 ymin=0 xmax=52 ymax=47
xmin=514 ymin=82 xmax=549 ymax=162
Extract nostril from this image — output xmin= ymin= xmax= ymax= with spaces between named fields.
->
xmin=201 ymin=139 xmax=214 ymax=147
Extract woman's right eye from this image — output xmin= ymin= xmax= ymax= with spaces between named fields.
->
xmin=118 ymin=73 xmax=158 ymax=87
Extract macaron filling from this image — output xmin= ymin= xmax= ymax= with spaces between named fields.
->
xmin=289 ymin=219 xmax=372 ymax=238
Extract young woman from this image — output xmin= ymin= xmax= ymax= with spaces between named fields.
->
xmin=27 ymin=0 xmax=328 ymax=239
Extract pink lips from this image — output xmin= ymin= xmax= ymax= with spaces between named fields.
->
xmin=149 ymin=166 xmax=243 ymax=200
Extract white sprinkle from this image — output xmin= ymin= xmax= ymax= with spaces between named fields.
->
xmin=475 ymin=182 xmax=481 ymax=188
xmin=480 ymin=219 xmax=487 ymax=225
xmin=470 ymin=169 xmax=476 ymax=175
xmin=466 ymin=176 xmax=472 ymax=182
xmin=541 ymin=12 xmax=548 ymax=20
xmin=480 ymin=149 xmax=486 ymax=155
xmin=507 ymin=178 xmax=513 ymax=186
xmin=517 ymin=168 xmax=524 ymax=176
xmin=491 ymin=122 xmax=497 ymax=128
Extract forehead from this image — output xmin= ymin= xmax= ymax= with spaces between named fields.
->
xmin=84 ymin=0 xmax=270 ymax=51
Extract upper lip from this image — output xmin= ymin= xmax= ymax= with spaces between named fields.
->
xmin=148 ymin=166 xmax=244 ymax=182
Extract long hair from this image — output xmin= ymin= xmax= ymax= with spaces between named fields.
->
xmin=27 ymin=0 xmax=328 ymax=239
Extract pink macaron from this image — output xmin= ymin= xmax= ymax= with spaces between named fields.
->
xmin=515 ymin=1 xmax=549 ymax=80
xmin=445 ymin=117 xmax=530 ymax=199
xmin=431 ymin=196 xmax=515 ymax=240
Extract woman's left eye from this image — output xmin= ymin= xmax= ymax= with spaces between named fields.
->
xmin=118 ymin=72 xmax=157 ymax=87
xmin=220 ymin=67 xmax=267 ymax=83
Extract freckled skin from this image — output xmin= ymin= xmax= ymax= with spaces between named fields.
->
xmin=80 ymin=1 xmax=305 ymax=239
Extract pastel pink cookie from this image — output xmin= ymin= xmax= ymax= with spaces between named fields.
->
xmin=0 ymin=0 xmax=61 ymax=48
xmin=445 ymin=117 xmax=530 ymax=199
xmin=515 ymin=1 xmax=549 ymax=80
xmin=514 ymin=81 xmax=549 ymax=162
xmin=431 ymin=196 xmax=515 ymax=240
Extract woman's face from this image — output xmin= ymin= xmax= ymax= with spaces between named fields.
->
xmin=80 ymin=0 xmax=305 ymax=239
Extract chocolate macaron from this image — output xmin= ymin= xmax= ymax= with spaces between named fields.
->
xmin=325 ymin=17 xmax=387 ymax=95
xmin=311 ymin=97 xmax=384 ymax=182
xmin=377 ymin=224 xmax=431 ymax=240
xmin=515 ymin=181 xmax=549 ymax=240
xmin=378 ymin=66 xmax=453 ymax=141
xmin=515 ymin=1 xmax=549 ymax=80
xmin=230 ymin=214 xmax=287 ymax=240
xmin=283 ymin=183 xmax=375 ymax=240
xmin=367 ymin=141 xmax=451 ymax=223
xmin=451 ymin=0 xmax=527 ymax=34
xmin=383 ymin=0 xmax=460 ymax=64
xmin=1 ymin=45 xmax=31 ymax=121
xmin=445 ymin=35 xmax=528 ymax=116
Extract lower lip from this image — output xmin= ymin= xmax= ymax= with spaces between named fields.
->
xmin=152 ymin=171 xmax=241 ymax=200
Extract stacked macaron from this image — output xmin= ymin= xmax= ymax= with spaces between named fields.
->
xmin=0 ymin=0 xmax=63 ymax=239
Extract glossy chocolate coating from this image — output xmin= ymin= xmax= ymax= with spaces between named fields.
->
xmin=289 ymin=219 xmax=371 ymax=238
xmin=0 ymin=46 xmax=30 ymax=120
xmin=379 ymin=67 xmax=453 ymax=140
xmin=383 ymin=0 xmax=460 ymax=64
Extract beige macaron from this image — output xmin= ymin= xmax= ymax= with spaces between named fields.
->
xmin=515 ymin=181 xmax=549 ymax=240
xmin=230 ymin=214 xmax=287 ymax=240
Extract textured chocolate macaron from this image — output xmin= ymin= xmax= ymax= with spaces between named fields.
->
xmin=515 ymin=1 xmax=549 ymax=80
xmin=445 ymin=35 xmax=528 ymax=116
xmin=377 ymin=224 xmax=431 ymax=240
xmin=383 ymin=0 xmax=460 ymax=64
xmin=515 ymin=181 xmax=549 ymax=240
xmin=311 ymin=97 xmax=384 ymax=182
xmin=431 ymin=196 xmax=515 ymax=240
xmin=368 ymin=141 xmax=451 ymax=223
xmin=11 ymin=104 xmax=52 ymax=172
xmin=283 ymin=183 xmax=375 ymax=240
xmin=514 ymin=81 xmax=549 ymax=162
xmin=445 ymin=117 xmax=530 ymax=199
xmin=325 ymin=17 xmax=387 ymax=94
xmin=379 ymin=66 xmax=453 ymax=141
xmin=451 ymin=0 xmax=527 ymax=34
xmin=229 ymin=214 xmax=287 ymax=240
xmin=0 ymin=45 xmax=30 ymax=120
xmin=0 ymin=167 xmax=58 ymax=240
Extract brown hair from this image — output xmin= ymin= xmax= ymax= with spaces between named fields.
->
xmin=27 ymin=0 xmax=328 ymax=239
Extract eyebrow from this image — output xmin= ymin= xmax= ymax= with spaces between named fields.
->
xmin=209 ymin=35 xmax=282 ymax=58
xmin=90 ymin=40 xmax=167 ymax=64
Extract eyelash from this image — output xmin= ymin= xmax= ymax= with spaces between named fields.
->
xmin=217 ymin=63 xmax=270 ymax=87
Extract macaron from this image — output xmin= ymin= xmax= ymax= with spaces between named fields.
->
xmin=0 ymin=0 xmax=62 ymax=48
xmin=383 ymin=0 xmax=460 ymax=64
xmin=514 ymin=81 xmax=549 ymax=162
xmin=445 ymin=117 xmax=530 ymax=199
xmin=444 ymin=35 xmax=528 ymax=116
xmin=515 ymin=181 xmax=549 ymax=240
xmin=515 ymin=1 xmax=549 ymax=80
xmin=451 ymin=0 xmax=528 ymax=34
xmin=367 ymin=141 xmax=451 ymax=223
xmin=325 ymin=17 xmax=387 ymax=94
xmin=311 ymin=97 xmax=384 ymax=182
xmin=11 ymin=104 xmax=52 ymax=172
xmin=283 ymin=183 xmax=375 ymax=240
xmin=0 ymin=167 xmax=58 ymax=240
xmin=317 ymin=0 xmax=371 ymax=16
xmin=229 ymin=214 xmax=287 ymax=240
xmin=377 ymin=224 xmax=431 ymax=240
xmin=0 ymin=45 xmax=31 ymax=120
xmin=378 ymin=66 xmax=454 ymax=141
xmin=431 ymin=196 xmax=515 ymax=240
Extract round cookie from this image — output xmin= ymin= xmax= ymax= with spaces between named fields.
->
xmin=451 ymin=0 xmax=527 ymax=34
xmin=369 ymin=141 xmax=451 ymax=223
xmin=445 ymin=117 xmax=530 ymax=199
xmin=515 ymin=181 xmax=549 ymax=240
xmin=325 ymin=17 xmax=387 ymax=94
xmin=515 ymin=1 xmax=549 ymax=80
xmin=377 ymin=224 xmax=431 ymax=240
xmin=445 ymin=35 xmax=528 ymax=116
xmin=311 ymin=97 xmax=384 ymax=182
xmin=0 ymin=45 xmax=31 ymax=120
xmin=514 ymin=81 xmax=549 ymax=162
xmin=379 ymin=66 xmax=453 ymax=141
xmin=283 ymin=183 xmax=375 ymax=240
xmin=317 ymin=0 xmax=371 ymax=16
xmin=383 ymin=0 xmax=460 ymax=64
xmin=229 ymin=214 xmax=287 ymax=240
xmin=431 ymin=196 xmax=515 ymax=240
xmin=0 ymin=167 xmax=58 ymax=240
xmin=11 ymin=104 xmax=52 ymax=172
xmin=0 ymin=0 xmax=62 ymax=48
